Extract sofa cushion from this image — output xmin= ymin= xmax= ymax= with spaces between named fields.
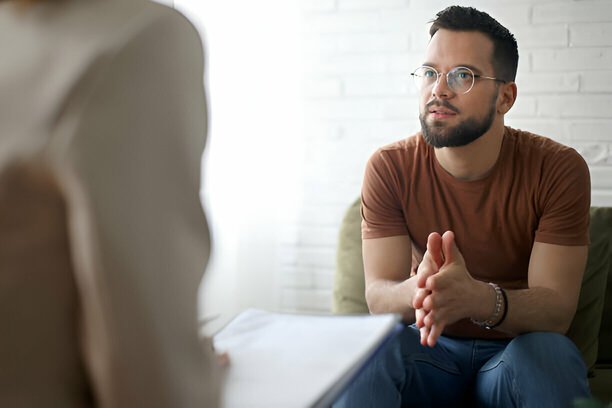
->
xmin=333 ymin=198 xmax=368 ymax=314
xmin=567 ymin=207 xmax=612 ymax=369
xmin=334 ymin=199 xmax=612 ymax=370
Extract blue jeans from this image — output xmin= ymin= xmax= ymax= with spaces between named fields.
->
xmin=334 ymin=324 xmax=590 ymax=407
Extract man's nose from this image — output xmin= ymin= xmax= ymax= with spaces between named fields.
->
xmin=432 ymin=73 xmax=453 ymax=99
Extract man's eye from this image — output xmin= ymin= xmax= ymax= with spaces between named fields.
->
xmin=455 ymin=70 xmax=473 ymax=79
xmin=423 ymin=70 xmax=436 ymax=78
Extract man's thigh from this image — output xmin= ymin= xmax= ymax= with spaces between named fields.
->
xmin=336 ymin=325 xmax=482 ymax=407
xmin=399 ymin=326 xmax=475 ymax=406
xmin=475 ymin=332 xmax=590 ymax=408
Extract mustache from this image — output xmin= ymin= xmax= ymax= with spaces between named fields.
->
xmin=426 ymin=99 xmax=460 ymax=114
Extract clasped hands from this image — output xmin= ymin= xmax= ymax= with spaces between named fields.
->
xmin=412 ymin=230 xmax=479 ymax=347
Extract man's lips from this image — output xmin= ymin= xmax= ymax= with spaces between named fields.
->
xmin=426 ymin=101 xmax=459 ymax=118
xmin=429 ymin=107 xmax=456 ymax=115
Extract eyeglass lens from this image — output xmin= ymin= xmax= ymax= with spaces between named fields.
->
xmin=412 ymin=66 xmax=475 ymax=94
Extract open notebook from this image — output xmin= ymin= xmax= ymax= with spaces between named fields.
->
xmin=213 ymin=309 xmax=402 ymax=408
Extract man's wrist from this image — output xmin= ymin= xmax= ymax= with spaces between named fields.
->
xmin=471 ymin=282 xmax=505 ymax=329
xmin=469 ymin=280 xmax=495 ymax=321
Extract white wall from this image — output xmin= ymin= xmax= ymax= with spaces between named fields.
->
xmin=173 ymin=0 xmax=612 ymax=321
xmin=174 ymin=0 xmax=304 ymax=332
xmin=285 ymin=0 xmax=612 ymax=313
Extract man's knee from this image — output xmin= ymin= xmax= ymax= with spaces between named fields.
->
xmin=476 ymin=332 xmax=590 ymax=407
xmin=505 ymin=332 xmax=585 ymax=369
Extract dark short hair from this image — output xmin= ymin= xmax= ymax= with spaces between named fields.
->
xmin=429 ymin=6 xmax=519 ymax=82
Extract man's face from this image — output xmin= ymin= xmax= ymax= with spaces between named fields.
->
xmin=418 ymin=29 xmax=501 ymax=148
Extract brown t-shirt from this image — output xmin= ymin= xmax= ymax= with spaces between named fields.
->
xmin=361 ymin=126 xmax=591 ymax=338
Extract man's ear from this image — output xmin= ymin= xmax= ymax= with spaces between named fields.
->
xmin=497 ymin=82 xmax=517 ymax=115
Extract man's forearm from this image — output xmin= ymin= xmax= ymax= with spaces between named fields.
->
xmin=365 ymin=276 xmax=418 ymax=323
xmin=493 ymin=286 xmax=576 ymax=335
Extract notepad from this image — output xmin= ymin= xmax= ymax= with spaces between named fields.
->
xmin=213 ymin=308 xmax=402 ymax=408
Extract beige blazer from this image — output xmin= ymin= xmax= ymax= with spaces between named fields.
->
xmin=0 ymin=0 xmax=220 ymax=406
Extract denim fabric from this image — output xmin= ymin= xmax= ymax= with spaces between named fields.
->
xmin=333 ymin=325 xmax=591 ymax=407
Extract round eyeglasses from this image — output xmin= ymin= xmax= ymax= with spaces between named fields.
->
xmin=411 ymin=65 xmax=507 ymax=95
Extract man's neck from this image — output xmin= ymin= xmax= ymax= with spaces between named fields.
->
xmin=433 ymin=124 xmax=506 ymax=181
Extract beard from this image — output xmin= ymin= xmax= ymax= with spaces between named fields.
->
xmin=419 ymin=95 xmax=497 ymax=148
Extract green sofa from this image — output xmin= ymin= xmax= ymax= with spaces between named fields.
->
xmin=333 ymin=199 xmax=612 ymax=402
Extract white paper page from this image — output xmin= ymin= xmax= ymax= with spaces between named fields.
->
xmin=213 ymin=309 xmax=400 ymax=408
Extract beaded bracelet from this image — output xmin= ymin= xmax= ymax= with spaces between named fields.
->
xmin=490 ymin=287 xmax=508 ymax=329
xmin=471 ymin=282 xmax=504 ymax=330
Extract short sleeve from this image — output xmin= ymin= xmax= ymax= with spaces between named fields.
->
xmin=535 ymin=148 xmax=591 ymax=246
xmin=361 ymin=149 xmax=409 ymax=239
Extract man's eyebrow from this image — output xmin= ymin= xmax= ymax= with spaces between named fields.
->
xmin=420 ymin=62 xmax=485 ymax=74
xmin=457 ymin=64 xmax=485 ymax=73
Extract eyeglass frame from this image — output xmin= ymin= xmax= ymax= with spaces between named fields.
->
xmin=410 ymin=65 xmax=508 ymax=95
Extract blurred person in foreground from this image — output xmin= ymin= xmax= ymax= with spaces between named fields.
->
xmin=335 ymin=6 xmax=591 ymax=407
xmin=0 ymin=0 xmax=220 ymax=406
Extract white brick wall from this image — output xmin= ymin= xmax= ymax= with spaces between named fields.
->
xmin=282 ymin=0 xmax=612 ymax=313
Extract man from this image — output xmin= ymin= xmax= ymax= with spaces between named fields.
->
xmin=334 ymin=6 xmax=591 ymax=407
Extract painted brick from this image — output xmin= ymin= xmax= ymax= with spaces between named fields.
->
xmin=516 ymin=53 xmax=531 ymax=78
xmin=592 ymin=191 xmax=612 ymax=207
xmin=338 ymin=119 xmax=417 ymax=142
xmin=538 ymin=95 xmax=612 ymax=118
xmin=302 ymin=180 xmax=362 ymax=206
xmin=590 ymin=166 xmax=612 ymax=189
xmin=532 ymin=48 xmax=612 ymax=71
xmin=571 ymin=23 xmax=612 ymax=47
xmin=297 ymin=226 xmax=340 ymax=246
xmin=568 ymin=142 xmax=611 ymax=165
xmin=506 ymin=95 xmax=537 ymax=118
xmin=305 ymin=98 xmax=384 ymax=119
xmin=507 ymin=119 xmax=569 ymax=141
xmin=533 ymin=1 xmax=612 ymax=24
xmin=281 ymin=268 xmax=335 ymax=290
xmin=515 ymin=72 xmax=580 ymax=94
xmin=306 ymin=54 xmax=387 ymax=75
xmin=569 ymin=120 xmax=612 ymax=141
xmin=382 ymin=97 xmax=419 ymax=119
xmin=379 ymin=8 xmax=434 ymax=32
xmin=280 ymin=270 xmax=314 ymax=289
xmin=338 ymin=0 xmax=406 ymax=11
xmin=313 ymin=270 xmax=336 ymax=290
xmin=295 ymin=247 xmax=336 ymax=268
xmin=337 ymin=32 xmax=410 ymax=54
xmin=514 ymin=24 xmax=568 ymax=48
xmin=581 ymin=71 xmax=612 ymax=93
xmin=343 ymin=74 xmax=413 ymax=96
xmin=281 ymin=288 xmax=333 ymax=312
xmin=299 ymin=204 xmax=353 ymax=227
xmin=410 ymin=25 xmax=431 ymax=51
xmin=303 ymin=11 xmax=380 ymax=33
xmin=387 ymin=53 xmax=422 ymax=73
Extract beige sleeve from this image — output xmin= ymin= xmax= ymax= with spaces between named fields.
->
xmin=53 ymin=9 xmax=220 ymax=408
